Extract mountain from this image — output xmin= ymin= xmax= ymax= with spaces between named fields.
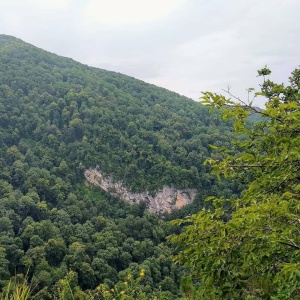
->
xmin=0 ymin=34 xmax=238 ymax=205
xmin=0 ymin=35 xmax=237 ymax=297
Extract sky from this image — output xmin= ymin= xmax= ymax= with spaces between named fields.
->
xmin=1 ymin=0 xmax=299 ymax=106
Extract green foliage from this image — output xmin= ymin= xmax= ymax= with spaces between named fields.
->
xmin=1 ymin=270 xmax=184 ymax=300
xmin=169 ymin=67 xmax=300 ymax=299
xmin=0 ymin=35 xmax=235 ymax=194
xmin=0 ymin=276 xmax=32 ymax=300
xmin=0 ymin=35 xmax=239 ymax=298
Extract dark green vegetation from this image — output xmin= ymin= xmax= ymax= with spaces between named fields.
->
xmin=0 ymin=35 xmax=238 ymax=298
xmin=170 ymin=67 xmax=300 ymax=299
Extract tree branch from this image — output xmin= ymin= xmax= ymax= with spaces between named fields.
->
xmin=228 ymin=164 xmax=264 ymax=168
xmin=222 ymin=88 xmax=284 ymax=124
xmin=279 ymin=241 xmax=300 ymax=250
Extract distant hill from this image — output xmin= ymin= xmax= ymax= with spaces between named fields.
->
xmin=0 ymin=34 xmax=235 ymax=194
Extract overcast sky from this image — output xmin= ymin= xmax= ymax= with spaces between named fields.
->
xmin=1 ymin=0 xmax=299 ymax=106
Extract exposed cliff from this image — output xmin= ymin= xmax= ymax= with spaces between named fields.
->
xmin=84 ymin=168 xmax=197 ymax=214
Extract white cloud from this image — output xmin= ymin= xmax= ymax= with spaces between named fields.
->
xmin=84 ymin=0 xmax=186 ymax=26
xmin=27 ymin=0 xmax=71 ymax=9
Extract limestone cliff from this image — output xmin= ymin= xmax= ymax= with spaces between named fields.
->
xmin=84 ymin=168 xmax=197 ymax=214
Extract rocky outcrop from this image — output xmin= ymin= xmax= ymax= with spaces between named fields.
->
xmin=84 ymin=168 xmax=197 ymax=215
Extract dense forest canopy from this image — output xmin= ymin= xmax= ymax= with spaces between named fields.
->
xmin=0 ymin=35 xmax=239 ymax=298
xmin=0 ymin=34 xmax=237 ymax=194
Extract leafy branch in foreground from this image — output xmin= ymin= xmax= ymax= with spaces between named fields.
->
xmin=0 ymin=277 xmax=33 ymax=300
xmin=169 ymin=67 xmax=300 ymax=299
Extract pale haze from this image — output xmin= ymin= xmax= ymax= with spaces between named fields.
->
xmin=1 ymin=0 xmax=299 ymax=106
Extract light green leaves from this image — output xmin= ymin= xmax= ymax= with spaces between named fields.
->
xmin=170 ymin=67 xmax=300 ymax=299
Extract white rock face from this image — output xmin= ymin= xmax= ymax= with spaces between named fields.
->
xmin=84 ymin=168 xmax=197 ymax=214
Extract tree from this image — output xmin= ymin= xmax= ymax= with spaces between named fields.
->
xmin=0 ymin=247 xmax=10 ymax=289
xmin=169 ymin=67 xmax=300 ymax=299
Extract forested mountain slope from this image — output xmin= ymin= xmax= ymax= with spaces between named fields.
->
xmin=0 ymin=35 xmax=237 ymax=298
xmin=0 ymin=34 xmax=236 ymax=194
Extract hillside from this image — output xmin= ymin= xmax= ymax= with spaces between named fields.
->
xmin=0 ymin=35 xmax=237 ymax=298
xmin=0 ymin=35 xmax=237 ymax=193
